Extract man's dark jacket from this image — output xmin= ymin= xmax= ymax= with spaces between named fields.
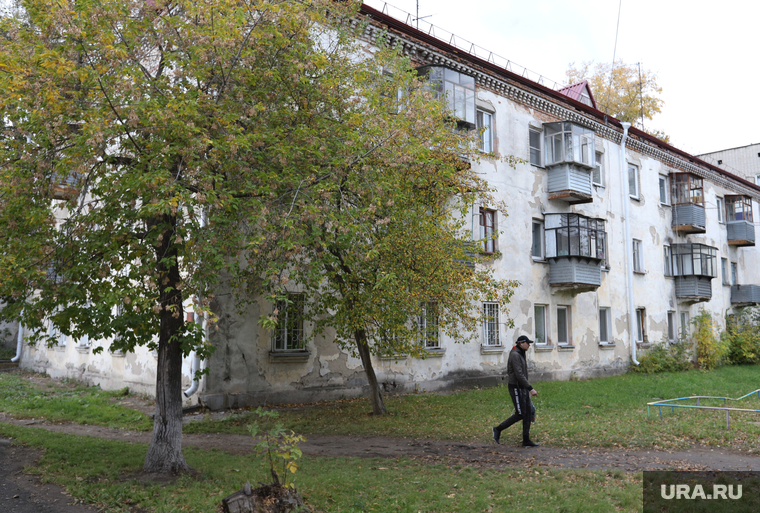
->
xmin=507 ymin=345 xmax=533 ymax=390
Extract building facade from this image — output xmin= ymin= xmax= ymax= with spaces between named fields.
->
xmin=17 ymin=4 xmax=760 ymax=408
xmin=698 ymin=143 xmax=760 ymax=186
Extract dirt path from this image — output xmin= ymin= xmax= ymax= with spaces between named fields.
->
xmin=3 ymin=413 xmax=760 ymax=472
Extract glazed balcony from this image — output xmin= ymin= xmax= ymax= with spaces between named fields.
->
xmin=544 ymin=122 xmax=595 ymax=205
xmin=544 ymin=213 xmax=606 ymax=292
xmin=670 ymin=243 xmax=717 ymax=303
xmin=671 ymin=173 xmax=705 ymax=234
xmin=725 ymin=195 xmax=755 ymax=246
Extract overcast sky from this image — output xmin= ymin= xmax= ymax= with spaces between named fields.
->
xmin=365 ymin=0 xmax=758 ymax=157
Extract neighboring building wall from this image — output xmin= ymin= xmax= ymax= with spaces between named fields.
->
xmin=698 ymin=143 xmax=760 ymax=185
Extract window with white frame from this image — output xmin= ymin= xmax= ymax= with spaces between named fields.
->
xmin=531 ymin=220 xmax=544 ymax=259
xmin=556 ymin=306 xmax=570 ymax=345
xmin=593 ymin=151 xmax=604 ymax=186
xmin=479 ymin=208 xmax=498 ymax=254
xmin=633 ymin=239 xmax=643 ymax=273
xmin=483 ymin=303 xmax=500 ymax=346
xmin=755 ymin=174 xmax=760 ymax=186
xmin=272 ymin=293 xmax=305 ymax=351
xmin=716 ymin=197 xmax=724 ymax=223
xmin=477 ymin=110 xmax=493 ymax=153
xmin=667 ymin=311 xmax=676 ymax=342
xmin=635 ymin=308 xmax=647 ymax=343
xmin=731 ymin=262 xmax=738 ymax=285
xmin=663 ymin=245 xmax=672 ymax=276
xmin=659 ymin=175 xmax=669 ymax=204
xmin=599 ymin=307 xmax=611 ymax=344
xmin=534 ymin=304 xmax=547 ymax=345
xmin=680 ymin=311 xmax=690 ymax=338
xmin=418 ymin=301 xmax=440 ymax=349
xmin=529 ymin=128 xmax=542 ymax=166
xmin=628 ymin=164 xmax=640 ymax=199
xmin=48 ymin=317 xmax=66 ymax=347
xmin=722 ymin=258 xmax=729 ymax=285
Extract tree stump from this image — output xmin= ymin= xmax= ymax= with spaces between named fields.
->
xmin=222 ymin=482 xmax=308 ymax=513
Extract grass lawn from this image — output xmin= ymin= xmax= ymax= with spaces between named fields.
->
xmin=186 ymin=365 xmax=760 ymax=453
xmin=0 ymin=423 xmax=641 ymax=513
xmin=2 ymin=366 xmax=760 ymax=511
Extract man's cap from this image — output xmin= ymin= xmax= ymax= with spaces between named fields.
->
xmin=517 ymin=335 xmax=534 ymax=345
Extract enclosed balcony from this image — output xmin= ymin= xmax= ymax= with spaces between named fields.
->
xmin=51 ymin=171 xmax=80 ymax=200
xmin=543 ymin=122 xmax=596 ymax=204
xmin=731 ymin=284 xmax=760 ymax=306
xmin=670 ymin=243 xmax=716 ymax=302
xmin=725 ymin=195 xmax=755 ymax=246
xmin=416 ymin=65 xmax=476 ymax=129
xmin=544 ymin=213 xmax=606 ymax=292
xmin=671 ymin=173 xmax=705 ymax=233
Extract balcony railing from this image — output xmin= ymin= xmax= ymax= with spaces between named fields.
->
xmin=731 ymin=284 xmax=760 ymax=306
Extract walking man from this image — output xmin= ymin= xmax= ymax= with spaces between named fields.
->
xmin=492 ymin=335 xmax=539 ymax=447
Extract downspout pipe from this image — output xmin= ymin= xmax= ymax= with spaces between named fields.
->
xmin=619 ymin=122 xmax=639 ymax=366
xmin=11 ymin=321 xmax=23 ymax=363
xmin=184 ymin=210 xmax=207 ymax=398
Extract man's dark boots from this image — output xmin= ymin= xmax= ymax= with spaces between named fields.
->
xmin=522 ymin=439 xmax=539 ymax=447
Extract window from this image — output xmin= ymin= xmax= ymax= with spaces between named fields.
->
xmin=670 ymin=243 xmax=718 ymax=277
xmin=659 ymin=175 xmax=670 ymax=204
xmin=680 ymin=311 xmax=690 ymax=338
xmin=543 ymin=213 xmax=607 ymax=265
xmin=633 ymin=239 xmax=643 ymax=273
xmin=725 ymin=195 xmax=753 ymax=222
xmin=483 ymin=303 xmax=500 ymax=346
xmin=667 ymin=311 xmax=676 ymax=342
xmin=556 ymin=306 xmax=570 ymax=345
xmin=479 ymin=208 xmax=497 ymax=254
xmin=722 ymin=258 xmax=729 ymax=285
xmin=663 ymin=245 xmax=672 ymax=276
xmin=477 ymin=110 xmax=493 ymax=153
xmin=635 ymin=308 xmax=647 ymax=343
xmin=418 ymin=302 xmax=440 ymax=349
xmin=755 ymin=174 xmax=760 ymax=186
xmin=272 ymin=293 xmax=305 ymax=351
xmin=628 ymin=164 xmax=639 ymax=199
xmin=593 ymin=151 xmax=604 ymax=186
xmin=671 ymin=173 xmax=704 ymax=206
xmin=529 ymin=128 xmax=542 ymax=166
xmin=417 ymin=65 xmax=476 ymax=127
xmin=731 ymin=262 xmax=738 ymax=285
xmin=543 ymin=122 xmax=595 ymax=168
xmin=531 ymin=220 xmax=544 ymax=259
xmin=599 ymin=307 xmax=611 ymax=344
xmin=716 ymin=197 xmax=724 ymax=223
xmin=534 ymin=305 xmax=547 ymax=345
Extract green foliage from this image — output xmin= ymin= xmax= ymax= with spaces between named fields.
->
xmin=248 ymin=407 xmax=305 ymax=488
xmin=725 ymin=308 xmax=760 ymax=365
xmin=633 ymin=338 xmax=692 ymax=374
xmin=692 ymin=309 xmax=728 ymax=370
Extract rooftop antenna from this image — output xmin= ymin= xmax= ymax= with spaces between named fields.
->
xmin=413 ymin=1 xmax=432 ymax=29
xmin=637 ymin=62 xmax=644 ymax=129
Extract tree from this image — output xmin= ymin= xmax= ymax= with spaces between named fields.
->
xmin=566 ymin=60 xmax=668 ymax=141
xmin=0 ymin=0 xmax=516 ymax=479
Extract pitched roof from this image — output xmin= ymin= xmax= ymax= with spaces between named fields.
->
xmin=557 ymin=81 xmax=597 ymax=109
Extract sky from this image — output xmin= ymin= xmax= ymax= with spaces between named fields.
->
xmin=364 ymin=0 xmax=760 ymax=157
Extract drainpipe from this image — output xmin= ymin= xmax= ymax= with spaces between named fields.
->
xmin=619 ymin=122 xmax=639 ymax=365
xmin=11 ymin=321 xmax=23 ymax=363
xmin=184 ymin=210 xmax=207 ymax=398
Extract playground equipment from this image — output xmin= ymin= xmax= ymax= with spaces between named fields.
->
xmin=647 ymin=389 xmax=760 ymax=429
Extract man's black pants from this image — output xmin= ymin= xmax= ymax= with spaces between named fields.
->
xmin=494 ymin=384 xmax=532 ymax=442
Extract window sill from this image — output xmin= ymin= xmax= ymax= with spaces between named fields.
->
xmin=378 ymin=354 xmax=408 ymax=362
xmin=269 ymin=351 xmax=310 ymax=363
xmin=633 ymin=270 xmax=647 ymax=275
xmin=557 ymin=345 xmax=575 ymax=352
xmin=599 ymin=343 xmax=616 ymax=349
xmin=593 ymin=183 xmax=605 ymax=189
xmin=110 ymin=350 xmax=125 ymax=358
xmin=534 ymin=345 xmax=554 ymax=353
xmin=423 ymin=348 xmax=446 ymax=358
xmin=532 ymin=257 xmax=548 ymax=264
xmin=76 ymin=346 xmax=90 ymax=354
xmin=636 ymin=342 xmax=651 ymax=349
xmin=481 ymin=345 xmax=505 ymax=355
xmin=629 ymin=196 xmax=641 ymax=201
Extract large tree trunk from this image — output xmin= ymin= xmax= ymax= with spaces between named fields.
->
xmin=143 ymin=216 xmax=192 ymax=474
xmin=354 ymin=329 xmax=386 ymax=415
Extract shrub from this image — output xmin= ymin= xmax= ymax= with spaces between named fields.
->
xmin=633 ymin=338 xmax=692 ymax=373
xmin=692 ymin=309 xmax=728 ymax=370
xmin=725 ymin=308 xmax=760 ymax=365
